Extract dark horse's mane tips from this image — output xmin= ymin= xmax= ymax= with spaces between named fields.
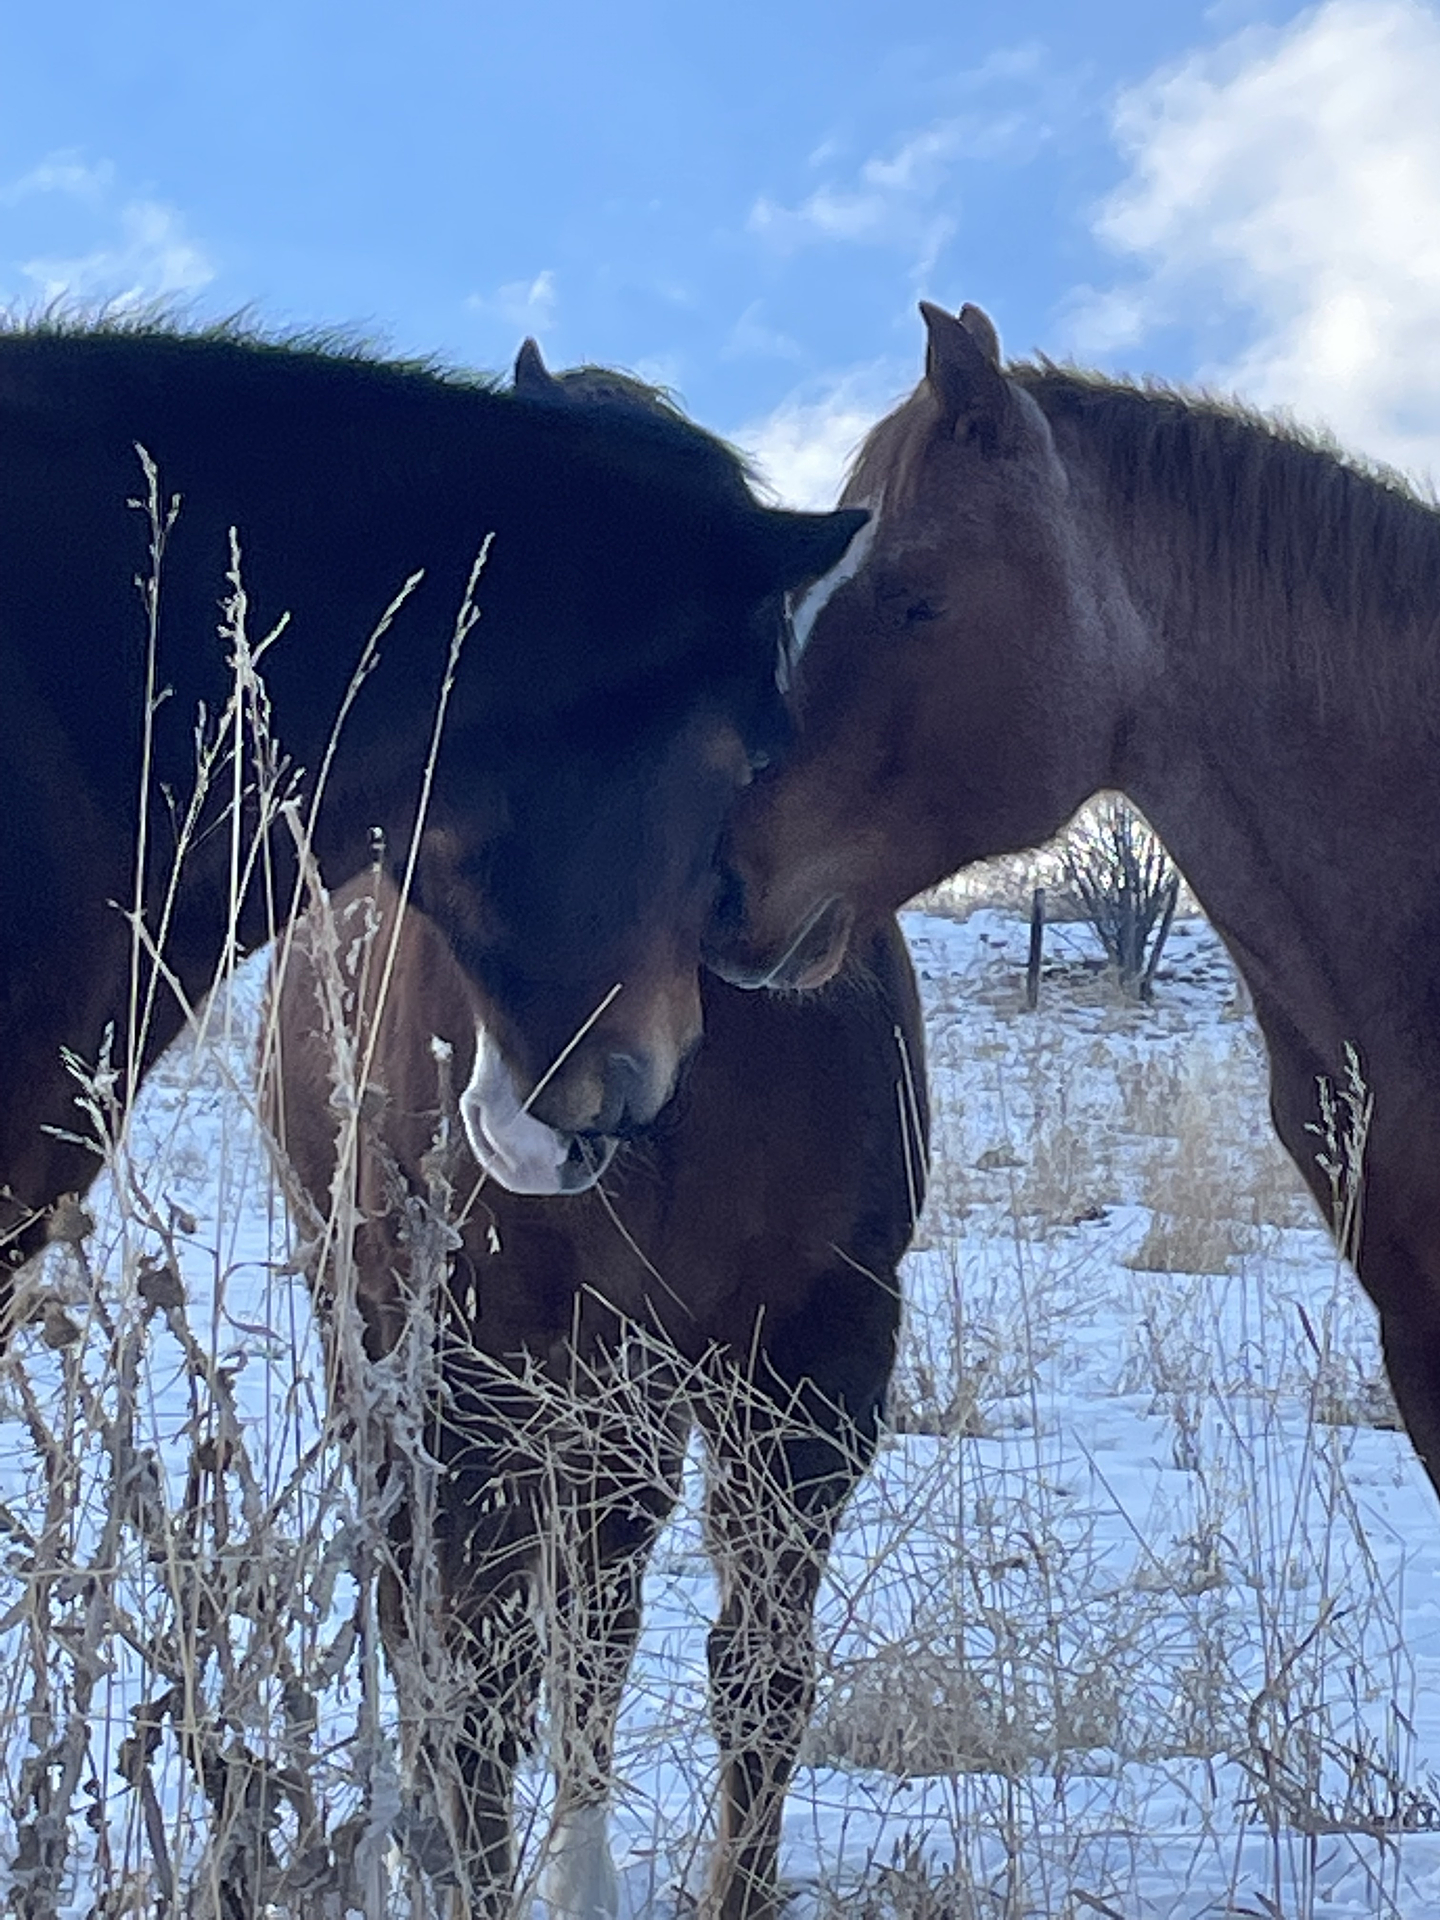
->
xmin=551 ymin=363 xmax=687 ymax=419
xmin=548 ymin=361 xmax=764 ymax=495
xmin=0 ymin=313 xmax=744 ymax=478
xmin=0 ymin=302 xmax=504 ymax=390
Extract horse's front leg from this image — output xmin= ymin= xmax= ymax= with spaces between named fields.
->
xmin=540 ymin=1350 xmax=689 ymax=1919
xmin=409 ymin=1370 xmax=553 ymax=1918
xmin=699 ymin=1363 xmax=882 ymax=1920
xmin=378 ymin=1503 xmax=542 ymax=1918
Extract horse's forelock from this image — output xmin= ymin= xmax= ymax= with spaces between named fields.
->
xmin=843 ymin=383 xmax=932 ymax=514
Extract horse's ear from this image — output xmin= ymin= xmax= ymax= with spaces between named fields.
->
xmin=514 ymin=337 xmax=561 ymax=397
xmin=958 ymin=303 xmax=1001 ymax=367
xmin=920 ymin=302 xmax=1011 ymax=446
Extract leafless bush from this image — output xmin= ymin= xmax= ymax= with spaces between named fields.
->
xmin=1064 ymin=798 xmax=1179 ymax=1000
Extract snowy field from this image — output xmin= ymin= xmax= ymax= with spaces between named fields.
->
xmin=4 ymin=905 xmax=1440 ymax=1917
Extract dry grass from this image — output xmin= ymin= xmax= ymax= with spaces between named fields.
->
xmin=858 ymin=884 xmax=1429 ymax=1917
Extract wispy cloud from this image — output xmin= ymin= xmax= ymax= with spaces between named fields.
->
xmin=1 ymin=153 xmax=114 ymax=208
xmin=722 ymin=301 xmax=803 ymax=364
xmin=2 ymin=149 xmax=214 ymax=308
xmin=466 ymin=269 xmax=558 ymax=337
xmin=734 ymin=364 xmax=910 ymax=510
xmin=22 ymin=203 xmax=214 ymax=307
xmin=749 ymin=45 xmax=1082 ymax=280
xmin=1066 ymin=0 xmax=1440 ymax=483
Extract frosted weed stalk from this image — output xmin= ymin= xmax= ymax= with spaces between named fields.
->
xmin=0 ymin=479 xmax=315 ymax=1911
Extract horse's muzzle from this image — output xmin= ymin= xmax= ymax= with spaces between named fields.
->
xmin=461 ymin=1023 xmax=626 ymax=1196
xmin=704 ymin=888 xmax=854 ymax=992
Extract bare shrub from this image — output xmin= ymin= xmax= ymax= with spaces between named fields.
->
xmin=1064 ymin=798 xmax=1179 ymax=1001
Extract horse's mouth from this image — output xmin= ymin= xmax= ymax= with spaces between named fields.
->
xmin=707 ymin=895 xmax=854 ymax=992
xmin=461 ymin=1023 xmax=621 ymax=1195
xmin=556 ymin=1132 xmax=620 ymax=1193
xmin=463 ymin=1097 xmax=619 ymax=1196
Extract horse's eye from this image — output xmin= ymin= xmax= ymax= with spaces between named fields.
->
xmin=738 ymin=747 xmax=772 ymax=788
xmin=877 ymin=579 xmax=943 ymax=632
xmin=906 ymin=600 xmax=943 ymax=627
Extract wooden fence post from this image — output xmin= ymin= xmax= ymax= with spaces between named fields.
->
xmin=1025 ymin=886 xmax=1045 ymax=1010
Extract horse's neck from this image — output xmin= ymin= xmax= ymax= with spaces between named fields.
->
xmin=1082 ymin=437 xmax=1440 ymax=1072
xmin=1123 ymin=744 xmax=1354 ymax=1068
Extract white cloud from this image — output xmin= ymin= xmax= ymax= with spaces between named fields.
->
xmin=722 ymin=301 xmax=803 ymax=364
xmin=1071 ymin=0 xmax=1440 ymax=483
xmin=22 ymin=201 xmax=214 ymax=307
xmin=2 ymin=150 xmax=213 ymax=308
xmin=0 ymin=152 xmax=114 ymax=208
xmin=748 ymin=44 xmax=1077 ymax=280
xmin=735 ymin=365 xmax=908 ymax=510
xmin=467 ymin=269 xmax=558 ymax=337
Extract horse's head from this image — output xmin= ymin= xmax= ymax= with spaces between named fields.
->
xmin=707 ymin=302 xmax=1113 ymax=990
xmin=411 ymin=341 xmax=866 ymax=1194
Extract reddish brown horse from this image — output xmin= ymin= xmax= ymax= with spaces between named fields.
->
xmin=711 ymin=299 xmax=1440 ymax=1499
xmin=270 ymin=865 xmax=924 ymax=1918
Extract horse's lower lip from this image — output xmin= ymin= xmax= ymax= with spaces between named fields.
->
xmin=781 ymin=896 xmax=854 ymax=989
xmin=707 ymin=896 xmax=853 ymax=991
xmin=561 ymin=1134 xmax=618 ymax=1190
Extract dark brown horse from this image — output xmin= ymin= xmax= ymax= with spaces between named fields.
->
xmin=709 ymin=297 xmax=1440 ymax=1500
xmin=0 ymin=323 xmax=860 ymax=1281
xmin=269 ymin=863 xmax=925 ymax=1918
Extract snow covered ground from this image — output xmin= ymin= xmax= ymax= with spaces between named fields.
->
xmin=5 ymin=906 xmax=1440 ymax=1917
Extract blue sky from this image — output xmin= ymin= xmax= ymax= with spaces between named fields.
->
xmin=4 ymin=0 xmax=1439 ymax=502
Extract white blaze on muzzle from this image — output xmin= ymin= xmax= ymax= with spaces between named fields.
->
xmin=461 ymin=1020 xmax=610 ymax=1196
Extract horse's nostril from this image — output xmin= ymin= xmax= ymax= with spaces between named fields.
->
xmin=529 ymin=1048 xmax=664 ymax=1139
xmin=596 ymin=1050 xmax=649 ymax=1136
xmin=710 ymin=864 xmax=746 ymax=937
